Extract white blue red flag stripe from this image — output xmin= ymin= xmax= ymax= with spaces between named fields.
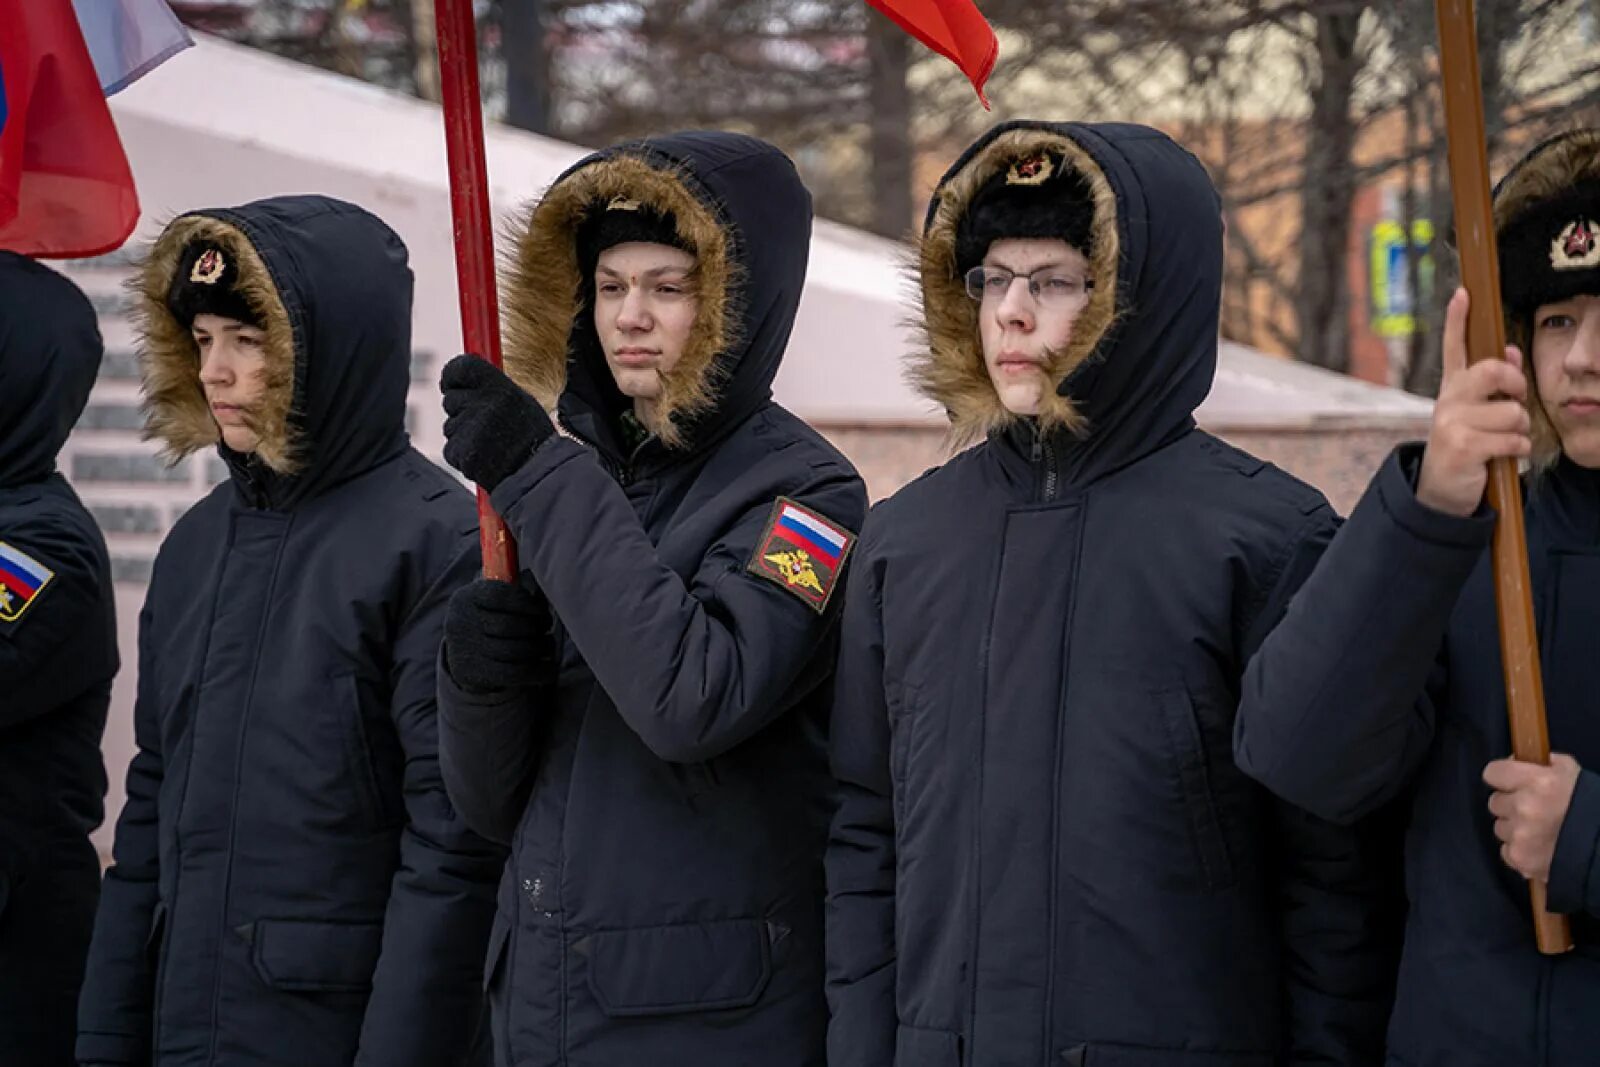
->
xmin=0 ymin=541 xmax=51 ymax=596
xmin=0 ymin=541 xmax=55 ymax=622
xmin=775 ymin=503 xmax=848 ymax=567
xmin=71 ymin=0 xmax=191 ymax=96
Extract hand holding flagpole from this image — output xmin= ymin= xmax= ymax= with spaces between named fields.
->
xmin=1433 ymin=0 xmax=1571 ymax=955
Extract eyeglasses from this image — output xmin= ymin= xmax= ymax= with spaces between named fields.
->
xmin=964 ymin=265 xmax=1094 ymax=309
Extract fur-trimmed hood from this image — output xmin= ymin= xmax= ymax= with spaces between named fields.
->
xmin=132 ymin=196 xmax=414 ymax=508
xmin=1492 ymin=128 xmax=1600 ymax=470
xmin=916 ymin=121 xmax=1224 ymax=483
xmin=0 ymin=253 xmax=102 ymax=487
xmin=502 ymin=131 xmax=811 ymax=458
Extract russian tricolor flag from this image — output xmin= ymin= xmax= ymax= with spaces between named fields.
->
xmin=773 ymin=501 xmax=850 ymax=569
xmin=0 ymin=0 xmax=188 ymax=258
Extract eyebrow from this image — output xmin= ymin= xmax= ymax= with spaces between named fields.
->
xmin=983 ymin=258 xmax=1077 ymax=274
xmin=596 ymin=265 xmax=691 ymax=280
xmin=191 ymin=323 xmax=253 ymax=335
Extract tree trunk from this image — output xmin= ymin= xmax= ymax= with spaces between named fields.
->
xmin=1407 ymin=95 xmax=1454 ymax=397
xmin=504 ymin=0 xmax=551 ymax=135
xmin=409 ymin=0 xmax=439 ymax=102
xmin=867 ymin=10 xmax=913 ymax=239
xmin=1295 ymin=9 xmax=1362 ymax=372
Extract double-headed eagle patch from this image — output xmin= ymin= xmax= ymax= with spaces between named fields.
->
xmin=747 ymin=498 xmax=856 ymax=613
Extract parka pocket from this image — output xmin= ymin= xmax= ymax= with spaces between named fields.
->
xmin=148 ymin=900 xmax=169 ymax=1059
xmin=888 ymin=684 xmax=921 ymax=816
xmin=895 ymin=1023 xmax=962 ymax=1067
xmin=146 ymin=899 xmax=168 ymax=965
xmin=1154 ymin=687 xmax=1234 ymax=889
xmin=1057 ymin=1040 xmax=1274 ymax=1066
xmin=335 ymin=675 xmax=395 ymax=830
xmin=581 ymin=918 xmax=773 ymax=1017
xmin=247 ymin=917 xmax=384 ymax=994
xmin=482 ymin=911 xmax=511 ymax=992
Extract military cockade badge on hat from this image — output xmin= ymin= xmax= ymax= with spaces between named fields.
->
xmin=1006 ymin=152 xmax=1055 ymax=187
xmin=190 ymin=247 xmax=227 ymax=285
xmin=1553 ymin=218 xmax=1600 ymax=271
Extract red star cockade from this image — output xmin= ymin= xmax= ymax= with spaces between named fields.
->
xmin=1564 ymin=220 xmax=1596 ymax=260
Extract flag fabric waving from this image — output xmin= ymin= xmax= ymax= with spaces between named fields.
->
xmin=0 ymin=0 xmax=186 ymax=258
xmin=72 ymin=0 xmax=193 ymax=96
xmin=866 ymin=0 xmax=998 ymax=106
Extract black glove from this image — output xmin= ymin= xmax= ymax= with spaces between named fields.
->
xmin=443 ymin=578 xmax=558 ymax=694
xmin=440 ymin=354 xmax=555 ymax=491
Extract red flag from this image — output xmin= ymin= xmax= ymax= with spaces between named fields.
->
xmin=0 ymin=0 xmax=140 ymax=258
xmin=867 ymin=0 xmax=998 ymax=107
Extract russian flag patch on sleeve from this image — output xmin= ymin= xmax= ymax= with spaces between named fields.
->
xmin=747 ymin=498 xmax=857 ymax=613
xmin=0 ymin=541 xmax=56 ymax=624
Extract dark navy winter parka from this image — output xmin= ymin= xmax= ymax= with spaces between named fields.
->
xmin=826 ymin=121 xmax=1399 ymax=1067
xmin=77 ymin=197 xmax=503 ymax=1067
xmin=0 ymin=252 xmax=118 ymax=1067
xmin=1233 ymin=130 xmax=1600 ymax=1067
xmin=1236 ymin=449 xmax=1600 ymax=1067
xmin=436 ymin=133 xmax=867 ymax=1067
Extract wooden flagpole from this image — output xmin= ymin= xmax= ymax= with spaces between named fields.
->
xmin=1434 ymin=0 xmax=1571 ymax=955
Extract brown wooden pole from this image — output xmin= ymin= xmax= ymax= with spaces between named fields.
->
xmin=1433 ymin=0 xmax=1572 ymax=955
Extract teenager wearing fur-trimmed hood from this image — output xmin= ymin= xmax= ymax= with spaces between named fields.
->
xmin=0 ymin=253 xmax=118 ymax=1067
xmin=78 ymin=195 xmax=503 ymax=1067
xmin=435 ymin=132 xmax=866 ymax=1066
xmin=1236 ymin=128 xmax=1600 ymax=1066
xmin=826 ymin=120 xmax=1398 ymax=1067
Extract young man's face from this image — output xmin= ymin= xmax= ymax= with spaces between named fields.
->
xmin=593 ymin=242 xmax=699 ymax=408
xmin=976 ymin=238 xmax=1093 ymax=417
xmin=193 ymin=312 xmax=270 ymax=453
xmin=1531 ymin=293 xmax=1600 ymax=467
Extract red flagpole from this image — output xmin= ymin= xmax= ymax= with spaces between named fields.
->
xmin=434 ymin=0 xmax=517 ymax=582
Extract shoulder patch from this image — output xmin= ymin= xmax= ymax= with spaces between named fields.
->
xmin=0 ymin=541 xmax=56 ymax=624
xmin=746 ymin=498 xmax=857 ymax=614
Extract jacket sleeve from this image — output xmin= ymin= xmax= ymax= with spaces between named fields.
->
xmin=1547 ymin=767 xmax=1600 ymax=918
xmin=823 ymin=526 xmax=897 ymax=1067
xmin=76 ymin=604 xmax=162 ymax=1067
xmin=1234 ymin=445 xmax=1494 ymax=825
xmin=1239 ymin=504 xmax=1405 ymax=1067
xmin=436 ymin=639 xmax=549 ymax=846
xmin=0 ymin=530 xmax=113 ymax=728
xmin=357 ymin=541 xmax=508 ymax=1067
xmin=1272 ymin=798 xmax=1405 ymax=1067
xmin=490 ymin=437 xmax=867 ymax=764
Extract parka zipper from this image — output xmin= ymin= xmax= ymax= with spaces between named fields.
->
xmin=1030 ymin=427 xmax=1059 ymax=503
xmin=556 ymin=414 xmax=646 ymax=488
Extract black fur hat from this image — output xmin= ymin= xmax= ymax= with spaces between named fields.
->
xmin=955 ymin=150 xmax=1096 ymax=276
xmin=576 ymin=196 xmax=694 ymax=276
xmin=1497 ymin=178 xmax=1600 ymax=315
xmin=166 ymin=241 xmax=262 ymax=329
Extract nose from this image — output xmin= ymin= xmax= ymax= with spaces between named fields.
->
xmin=992 ymin=276 xmax=1034 ymax=332
xmin=199 ymin=345 xmax=235 ymax=387
xmin=616 ymin=287 xmax=653 ymax=332
xmin=1563 ymin=310 xmax=1600 ymax=376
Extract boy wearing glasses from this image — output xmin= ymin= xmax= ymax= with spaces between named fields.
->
xmin=824 ymin=121 xmax=1398 ymax=1067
